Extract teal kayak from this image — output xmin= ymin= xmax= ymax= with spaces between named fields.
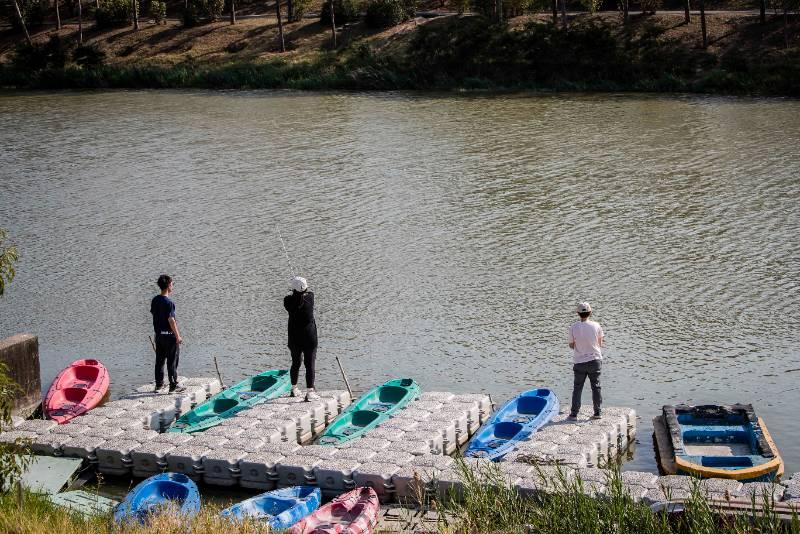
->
xmin=168 ymin=370 xmax=290 ymax=433
xmin=317 ymin=378 xmax=419 ymax=445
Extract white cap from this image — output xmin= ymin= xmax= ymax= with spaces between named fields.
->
xmin=289 ymin=276 xmax=308 ymax=292
xmin=576 ymin=302 xmax=592 ymax=313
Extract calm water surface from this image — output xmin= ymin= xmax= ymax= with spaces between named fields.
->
xmin=1 ymin=90 xmax=799 ymax=475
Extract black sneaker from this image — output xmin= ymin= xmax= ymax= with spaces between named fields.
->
xmin=591 ymin=412 xmax=602 ymax=420
xmin=153 ymin=384 xmax=166 ymax=393
xmin=168 ymin=385 xmax=186 ymax=393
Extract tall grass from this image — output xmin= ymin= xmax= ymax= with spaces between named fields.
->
xmin=434 ymin=459 xmax=800 ymax=534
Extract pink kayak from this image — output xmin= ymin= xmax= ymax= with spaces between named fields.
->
xmin=290 ymin=487 xmax=379 ymax=534
xmin=44 ymin=359 xmax=109 ymax=424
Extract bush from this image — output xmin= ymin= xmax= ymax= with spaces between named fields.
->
xmin=148 ymin=0 xmax=166 ymax=22
xmin=364 ymin=0 xmax=412 ymax=28
xmin=183 ymin=0 xmax=224 ymax=26
xmin=10 ymin=0 xmax=48 ymax=31
xmin=73 ymin=43 xmax=106 ymax=67
xmin=288 ymin=0 xmax=312 ymax=21
xmin=12 ymin=35 xmax=72 ymax=72
xmin=95 ymin=0 xmax=137 ymax=29
xmin=319 ymin=0 xmax=361 ymax=25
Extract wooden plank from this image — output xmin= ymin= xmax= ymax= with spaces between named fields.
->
xmin=17 ymin=455 xmax=84 ymax=494
xmin=652 ymin=415 xmax=676 ymax=475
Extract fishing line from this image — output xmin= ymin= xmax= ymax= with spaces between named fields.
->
xmin=278 ymin=229 xmax=296 ymax=277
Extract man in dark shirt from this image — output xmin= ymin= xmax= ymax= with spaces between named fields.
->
xmin=284 ymin=276 xmax=319 ymax=401
xmin=150 ymin=274 xmax=184 ymax=393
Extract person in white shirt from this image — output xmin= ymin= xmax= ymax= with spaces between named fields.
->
xmin=567 ymin=302 xmax=604 ymax=420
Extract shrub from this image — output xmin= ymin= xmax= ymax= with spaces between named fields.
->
xmin=148 ymin=0 xmax=166 ymax=22
xmin=73 ymin=43 xmax=106 ymax=67
xmin=95 ymin=0 xmax=137 ymax=28
xmin=10 ymin=0 xmax=48 ymax=31
xmin=12 ymin=35 xmax=72 ymax=72
xmin=183 ymin=0 xmax=224 ymax=26
xmin=288 ymin=0 xmax=312 ymax=21
xmin=364 ymin=0 xmax=407 ymax=28
xmin=319 ymin=0 xmax=361 ymax=25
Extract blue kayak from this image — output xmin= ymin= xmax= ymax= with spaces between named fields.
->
xmin=113 ymin=472 xmax=200 ymax=524
xmin=464 ymin=388 xmax=559 ymax=461
xmin=221 ymin=486 xmax=321 ymax=529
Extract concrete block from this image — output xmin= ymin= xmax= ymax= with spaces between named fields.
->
xmin=332 ymin=448 xmax=377 ymax=461
xmin=96 ymin=439 xmax=140 ymax=475
xmin=257 ymin=442 xmax=302 ymax=456
xmin=203 ymin=426 xmax=245 ymax=437
xmin=61 ymin=435 xmax=107 ymax=461
xmin=620 ymin=470 xmax=659 ymax=489
xmin=389 ymin=441 xmax=431 ymax=456
xmin=414 ymin=421 xmax=457 ymax=454
xmin=131 ymin=442 xmax=176 ymax=478
xmin=450 ymin=394 xmax=492 ymax=422
xmin=87 ymin=407 xmax=128 ymax=419
xmin=403 ymin=430 xmax=444 ymax=455
xmin=188 ymin=435 xmax=229 ymax=449
xmin=576 ymin=468 xmax=610 ymax=485
xmin=643 ymin=487 xmax=691 ymax=505
xmin=296 ymin=445 xmax=339 ymax=459
xmin=362 ymin=428 xmax=405 ymax=442
xmin=736 ymin=482 xmax=785 ymax=502
xmin=239 ymin=427 xmax=283 ymax=445
xmin=554 ymin=443 xmax=598 ymax=467
xmin=50 ymin=424 xmax=90 ymax=436
xmin=657 ymin=475 xmax=696 ymax=492
xmin=103 ymin=417 xmax=146 ymax=432
xmin=30 ymin=434 xmax=73 ymax=456
xmin=314 ymin=459 xmax=361 ymax=492
xmin=580 ymin=481 xmax=608 ymax=497
xmin=352 ymin=462 xmax=401 ymax=503
xmin=340 ymin=438 xmax=392 ymax=451
xmin=620 ymin=483 xmax=649 ymax=502
xmin=281 ymin=411 xmax=312 ymax=442
xmin=114 ymin=429 xmax=158 ymax=443
xmin=223 ymin=436 xmax=267 ymax=453
xmin=392 ymin=465 xmax=429 ymax=504
xmin=277 ymin=454 xmax=321 ymax=487
xmin=239 ymin=452 xmax=284 ymax=490
xmin=379 ymin=451 xmax=416 ymax=467
xmin=417 ymin=392 xmax=456 ymax=404
xmin=0 ymin=430 xmax=39 ymax=444
xmin=0 ymin=334 xmax=41 ymax=418
xmin=407 ymin=401 xmax=444 ymax=412
xmin=395 ymin=408 xmax=432 ymax=422
xmin=411 ymin=455 xmax=455 ymax=470
xmin=165 ymin=446 xmax=210 ymax=480
xmin=378 ymin=418 xmax=421 ymax=433
xmin=509 ymin=441 xmax=559 ymax=456
xmin=426 ymin=411 xmax=469 ymax=445
xmin=83 ymin=426 xmax=125 ymax=439
xmin=105 ymin=399 xmax=143 ymax=410
xmin=14 ymin=419 xmax=58 ymax=433
xmin=218 ymin=417 xmax=262 ymax=430
xmin=700 ymin=478 xmax=743 ymax=496
xmin=433 ymin=468 xmax=464 ymax=501
xmin=151 ymin=432 xmax=194 ymax=445
xmin=203 ymin=448 xmax=248 ymax=486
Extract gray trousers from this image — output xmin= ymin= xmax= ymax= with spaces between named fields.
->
xmin=570 ymin=359 xmax=602 ymax=416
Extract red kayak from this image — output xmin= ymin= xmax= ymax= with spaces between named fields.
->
xmin=290 ymin=487 xmax=379 ymax=534
xmin=44 ymin=359 xmax=110 ymax=424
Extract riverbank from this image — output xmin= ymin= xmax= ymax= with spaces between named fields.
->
xmin=1 ymin=11 xmax=798 ymax=94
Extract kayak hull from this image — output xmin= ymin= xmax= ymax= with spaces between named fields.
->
xmin=44 ymin=359 xmax=110 ymax=424
xmin=318 ymin=378 xmax=419 ymax=445
xmin=169 ymin=369 xmax=291 ymax=433
xmin=657 ymin=404 xmax=784 ymax=482
xmin=113 ymin=472 xmax=200 ymax=524
xmin=221 ymin=486 xmax=321 ymax=529
xmin=289 ymin=487 xmax=379 ymax=534
xmin=465 ymin=388 xmax=559 ymax=461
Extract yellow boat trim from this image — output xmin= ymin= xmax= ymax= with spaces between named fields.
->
xmin=674 ymin=417 xmax=783 ymax=481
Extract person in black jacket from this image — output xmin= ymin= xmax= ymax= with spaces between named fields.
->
xmin=284 ymin=276 xmax=319 ymax=401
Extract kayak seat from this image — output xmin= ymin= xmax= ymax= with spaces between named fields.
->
xmin=211 ymin=398 xmax=240 ymax=414
xmin=249 ymin=375 xmax=278 ymax=392
xmin=377 ymin=386 xmax=409 ymax=404
xmin=517 ymin=396 xmax=547 ymax=416
xmin=351 ymin=410 xmax=380 ymax=427
xmin=57 ymin=387 xmax=89 ymax=405
xmin=491 ymin=422 xmax=524 ymax=440
xmin=73 ymin=366 xmax=101 ymax=383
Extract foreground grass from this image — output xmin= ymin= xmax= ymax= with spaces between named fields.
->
xmin=2 ymin=464 xmax=799 ymax=533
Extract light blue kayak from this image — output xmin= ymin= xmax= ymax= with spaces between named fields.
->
xmin=464 ymin=388 xmax=559 ymax=461
xmin=113 ymin=472 xmax=200 ymax=524
xmin=221 ymin=486 xmax=321 ymax=529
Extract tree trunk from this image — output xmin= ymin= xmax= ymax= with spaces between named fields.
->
xmin=551 ymin=0 xmax=557 ymax=24
xmin=698 ymin=0 xmax=707 ymax=48
xmin=275 ymin=0 xmax=285 ymax=51
xmin=684 ymin=0 xmax=690 ymax=23
xmin=759 ymin=0 xmax=765 ymax=24
xmin=55 ymin=0 xmax=62 ymax=30
xmin=328 ymin=0 xmax=336 ymax=48
xmin=559 ymin=0 xmax=567 ymax=27
xmin=77 ymin=0 xmax=83 ymax=43
xmin=287 ymin=0 xmax=293 ymax=22
xmin=784 ymin=2 xmax=789 ymax=49
xmin=133 ymin=0 xmax=139 ymax=29
xmin=12 ymin=0 xmax=32 ymax=44
xmin=623 ymin=0 xmax=628 ymax=22
xmin=230 ymin=0 xmax=236 ymax=23
xmin=495 ymin=0 xmax=501 ymax=22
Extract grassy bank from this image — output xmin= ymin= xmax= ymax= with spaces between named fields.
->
xmin=1 ymin=463 xmax=798 ymax=533
xmin=1 ymin=11 xmax=798 ymax=94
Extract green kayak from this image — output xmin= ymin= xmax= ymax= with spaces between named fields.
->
xmin=168 ymin=369 xmax=291 ymax=433
xmin=317 ymin=378 xmax=420 ymax=445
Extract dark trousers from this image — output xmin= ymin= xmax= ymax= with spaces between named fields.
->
xmin=155 ymin=335 xmax=180 ymax=389
xmin=571 ymin=359 xmax=602 ymax=416
xmin=289 ymin=346 xmax=316 ymax=388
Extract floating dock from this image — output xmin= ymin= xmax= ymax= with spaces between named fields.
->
xmin=2 ymin=376 xmax=798 ymax=514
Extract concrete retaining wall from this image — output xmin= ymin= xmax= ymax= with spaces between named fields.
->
xmin=0 ymin=334 xmax=41 ymax=418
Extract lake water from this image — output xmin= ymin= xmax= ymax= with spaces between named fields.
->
xmin=1 ymin=90 xmax=798 ymax=475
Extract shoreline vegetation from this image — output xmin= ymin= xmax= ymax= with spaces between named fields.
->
xmin=0 ymin=462 xmax=797 ymax=533
xmin=0 ymin=3 xmax=798 ymax=94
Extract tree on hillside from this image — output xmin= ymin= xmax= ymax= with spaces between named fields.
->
xmin=0 ymin=230 xmax=19 ymax=297
xmin=684 ymin=0 xmax=690 ymax=23
xmin=11 ymin=0 xmax=32 ymax=45
xmin=699 ymin=0 xmax=707 ymax=47
xmin=275 ymin=0 xmax=286 ymax=51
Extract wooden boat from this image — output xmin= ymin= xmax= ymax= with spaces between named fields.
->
xmin=169 ymin=369 xmax=291 ymax=433
xmin=654 ymin=404 xmax=784 ymax=482
xmin=464 ymin=388 xmax=559 ymax=461
xmin=221 ymin=486 xmax=321 ymax=529
xmin=113 ymin=472 xmax=200 ymax=524
xmin=44 ymin=359 xmax=110 ymax=424
xmin=317 ymin=378 xmax=419 ymax=445
xmin=289 ymin=487 xmax=379 ymax=534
